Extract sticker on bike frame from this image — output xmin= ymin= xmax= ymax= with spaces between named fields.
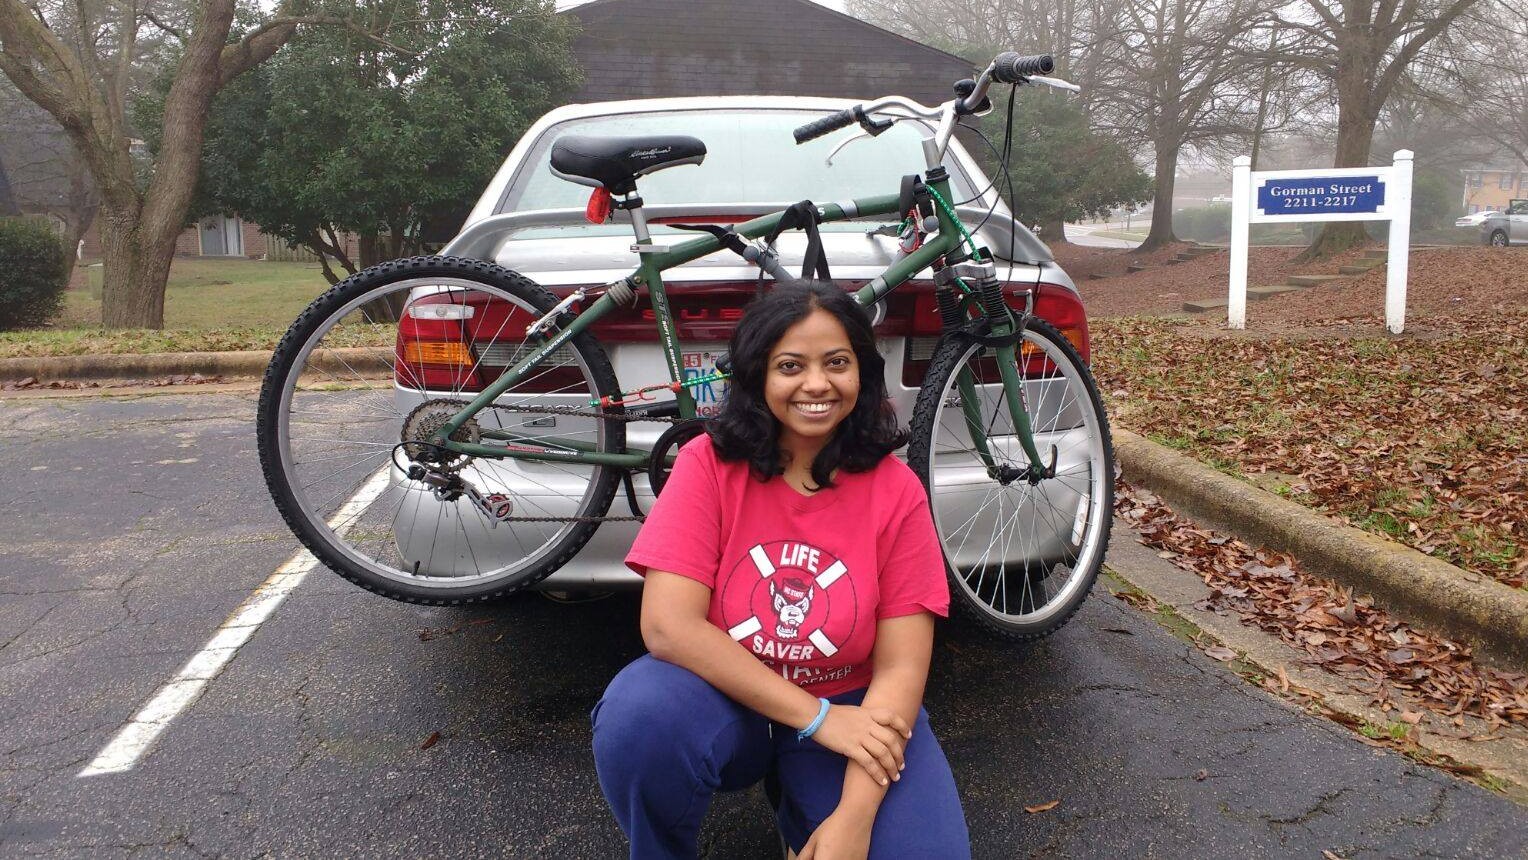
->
xmin=683 ymin=349 xmax=730 ymax=418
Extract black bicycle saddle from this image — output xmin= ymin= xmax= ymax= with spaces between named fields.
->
xmin=549 ymin=135 xmax=707 ymax=195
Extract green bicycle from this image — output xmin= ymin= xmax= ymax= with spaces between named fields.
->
xmin=256 ymin=52 xmax=1114 ymax=640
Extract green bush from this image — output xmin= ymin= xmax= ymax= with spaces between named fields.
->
xmin=1409 ymin=168 xmax=1458 ymax=231
xmin=0 ymin=218 xmax=70 ymax=331
xmin=1174 ymin=204 xmax=1232 ymax=241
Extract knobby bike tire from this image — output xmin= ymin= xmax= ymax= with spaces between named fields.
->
xmin=906 ymin=317 xmax=1115 ymax=640
xmin=256 ymin=255 xmax=624 ymax=605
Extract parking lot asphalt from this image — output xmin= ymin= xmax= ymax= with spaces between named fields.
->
xmin=2 ymin=390 xmax=1525 ymax=858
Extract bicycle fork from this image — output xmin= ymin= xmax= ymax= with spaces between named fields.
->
xmin=935 ymin=274 xmax=1056 ymax=484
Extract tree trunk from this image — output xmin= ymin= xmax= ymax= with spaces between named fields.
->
xmin=1137 ymin=141 xmax=1179 ymax=251
xmin=97 ymin=200 xmax=179 ymax=328
xmin=359 ymin=231 xmax=381 ymax=268
xmin=1300 ymin=39 xmax=1380 ymax=261
xmin=1039 ymin=216 xmax=1068 ymax=245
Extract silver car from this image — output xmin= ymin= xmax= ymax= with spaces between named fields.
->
xmin=1479 ymin=199 xmax=1528 ymax=246
xmin=392 ymin=96 xmax=1091 ymax=591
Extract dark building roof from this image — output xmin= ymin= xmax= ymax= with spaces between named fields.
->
xmin=564 ymin=0 xmax=975 ymax=106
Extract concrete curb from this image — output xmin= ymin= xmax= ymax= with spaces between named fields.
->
xmin=0 ymin=348 xmax=389 ymax=382
xmin=1113 ymin=428 xmax=1528 ymax=668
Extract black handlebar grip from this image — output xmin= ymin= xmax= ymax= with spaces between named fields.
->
xmin=992 ymin=52 xmax=1055 ymax=84
xmin=793 ymin=108 xmax=859 ymax=144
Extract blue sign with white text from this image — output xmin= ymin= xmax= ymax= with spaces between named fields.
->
xmin=1256 ymin=176 xmax=1385 ymax=215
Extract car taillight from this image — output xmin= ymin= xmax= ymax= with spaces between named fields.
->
xmin=1031 ymin=282 xmax=1090 ymax=364
xmin=395 ymin=292 xmax=585 ymax=394
xmin=900 ymin=281 xmax=1090 ymax=387
xmin=396 ymin=295 xmax=483 ymax=392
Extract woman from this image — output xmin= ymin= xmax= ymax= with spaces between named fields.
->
xmin=592 ymin=281 xmax=970 ymax=860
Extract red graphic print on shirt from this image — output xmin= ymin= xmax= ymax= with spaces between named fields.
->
xmin=719 ymin=541 xmax=859 ymax=671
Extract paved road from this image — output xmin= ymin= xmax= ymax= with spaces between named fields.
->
xmin=1066 ymin=222 xmax=1144 ymax=249
xmin=2 ymin=390 xmax=1524 ymax=858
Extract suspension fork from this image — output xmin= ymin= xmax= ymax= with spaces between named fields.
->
xmin=936 ymin=275 xmax=1051 ymax=480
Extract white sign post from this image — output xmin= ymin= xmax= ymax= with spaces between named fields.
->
xmin=1228 ymin=150 xmax=1413 ymax=333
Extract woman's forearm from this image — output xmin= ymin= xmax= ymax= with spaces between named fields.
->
xmin=650 ymin=619 xmax=825 ymax=730
xmin=835 ymin=664 xmax=927 ymax=815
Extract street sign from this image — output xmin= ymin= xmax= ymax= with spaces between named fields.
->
xmin=1255 ymin=176 xmax=1386 ymax=216
xmin=1228 ymin=151 xmax=1413 ymax=334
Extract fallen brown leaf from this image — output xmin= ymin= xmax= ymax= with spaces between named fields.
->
xmin=420 ymin=731 xmax=441 ymax=750
xmin=1024 ymin=800 xmax=1060 ymax=814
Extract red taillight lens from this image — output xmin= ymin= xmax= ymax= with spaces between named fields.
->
xmin=1031 ymin=282 xmax=1090 ymax=364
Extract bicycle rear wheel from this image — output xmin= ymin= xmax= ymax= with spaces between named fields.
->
xmin=256 ymin=256 xmax=624 ymax=604
xmin=906 ymin=318 xmax=1113 ymax=639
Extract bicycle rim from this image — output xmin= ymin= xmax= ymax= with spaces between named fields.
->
xmin=265 ymin=273 xmax=617 ymax=596
xmin=914 ymin=321 xmax=1113 ymax=633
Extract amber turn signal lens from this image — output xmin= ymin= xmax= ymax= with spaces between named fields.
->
xmin=400 ymin=341 xmax=473 ymax=365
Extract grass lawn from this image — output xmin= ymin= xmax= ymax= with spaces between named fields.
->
xmin=3 ymin=258 xmax=341 ymax=357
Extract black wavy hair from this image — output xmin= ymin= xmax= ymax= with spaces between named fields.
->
xmin=707 ymin=281 xmax=907 ymax=488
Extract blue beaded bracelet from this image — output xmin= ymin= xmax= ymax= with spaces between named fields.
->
xmin=797 ymin=697 xmax=831 ymax=741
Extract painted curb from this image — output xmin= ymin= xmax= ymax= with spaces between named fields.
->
xmin=1113 ymin=428 xmax=1528 ymax=668
xmin=0 ymin=348 xmax=389 ymax=382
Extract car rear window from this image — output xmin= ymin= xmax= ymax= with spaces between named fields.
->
xmin=500 ymin=108 xmax=978 ymax=235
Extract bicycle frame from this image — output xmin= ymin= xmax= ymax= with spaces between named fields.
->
xmin=430 ymin=142 xmax=1045 ymax=479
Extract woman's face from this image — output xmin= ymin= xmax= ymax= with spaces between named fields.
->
xmin=764 ymin=307 xmax=861 ymax=455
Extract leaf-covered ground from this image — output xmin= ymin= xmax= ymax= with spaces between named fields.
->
xmin=1117 ymin=484 xmax=1526 ymax=733
xmin=1092 ymin=313 xmax=1528 ymax=588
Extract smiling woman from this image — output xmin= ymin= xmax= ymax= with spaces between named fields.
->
xmin=592 ymin=281 xmax=971 ymax=859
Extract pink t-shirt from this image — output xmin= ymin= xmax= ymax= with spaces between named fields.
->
xmin=625 ymin=436 xmax=949 ymax=697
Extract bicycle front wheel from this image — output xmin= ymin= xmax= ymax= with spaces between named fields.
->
xmin=906 ymin=318 xmax=1114 ymax=639
xmin=256 ymin=256 xmax=624 ymax=604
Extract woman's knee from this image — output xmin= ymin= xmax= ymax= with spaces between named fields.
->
xmin=591 ymin=655 xmax=736 ymax=775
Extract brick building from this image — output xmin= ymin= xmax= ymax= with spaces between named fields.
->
xmin=1461 ymin=165 xmax=1527 ymax=214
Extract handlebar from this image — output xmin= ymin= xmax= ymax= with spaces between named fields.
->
xmin=793 ymin=108 xmax=860 ymax=144
xmin=991 ymin=53 xmax=1054 ymax=84
xmin=791 ymin=50 xmax=1075 ymax=162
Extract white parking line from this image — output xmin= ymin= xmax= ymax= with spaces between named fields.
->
xmin=79 ymin=467 xmax=393 ymax=777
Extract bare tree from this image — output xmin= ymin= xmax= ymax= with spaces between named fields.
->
xmin=848 ymin=0 xmax=1133 ymax=240
xmin=1090 ymin=0 xmax=1267 ymax=250
xmin=1451 ymin=0 xmax=1528 ymax=166
xmin=1264 ymin=0 xmax=1488 ymax=258
xmin=0 ymin=1 xmax=398 ymax=328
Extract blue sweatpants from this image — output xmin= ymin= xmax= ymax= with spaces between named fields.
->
xmin=591 ymin=654 xmax=971 ymax=859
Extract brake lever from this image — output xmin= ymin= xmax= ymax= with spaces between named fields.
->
xmin=826 ymin=130 xmax=874 ymax=166
xmin=1028 ymin=75 xmax=1082 ymax=94
xmin=826 ymin=112 xmax=899 ymax=165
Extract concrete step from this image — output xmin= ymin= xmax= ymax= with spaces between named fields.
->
xmin=1127 ymin=263 xmax=1148 ymax=273
xmin=1339 ymin=262 xmax=1383 ymax=275
xmin=1360 ymin=250 xmax=1388 ymax=261
xmin=1286 ymin=274 xmax=1345 ymax=288
xmin=1166 ymin=258 xmax=1184 ymax=264
xmin=1247 ymin=285 xmax=1302 ymax=301
xmin=1183 ymin=297 xmax=1227 ymax=313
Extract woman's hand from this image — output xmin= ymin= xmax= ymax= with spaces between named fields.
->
xmin=810 ymin=704 xmax=911 ymax=786
xmin=798 ymin=807 xmax=874 ymax=860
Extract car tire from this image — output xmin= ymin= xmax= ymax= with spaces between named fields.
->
xmin=1488 ymin=229 xmax=1509 ymax=247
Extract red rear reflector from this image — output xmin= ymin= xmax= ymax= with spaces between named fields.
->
xmin=586 ymin=188 xmax=612 ymax=224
